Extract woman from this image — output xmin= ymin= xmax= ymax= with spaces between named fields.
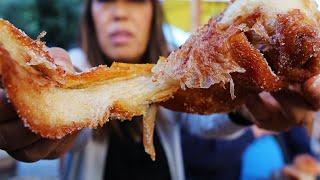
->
xmin=0 ymin=0 xmax=319 ymax=179
xmin=65 ymin=1 xmax=247 ymax=179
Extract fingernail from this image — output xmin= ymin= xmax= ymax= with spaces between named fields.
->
xmin=310 ymin=75 xmax=320 ymax=89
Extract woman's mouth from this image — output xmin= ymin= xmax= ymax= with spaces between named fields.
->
xmin=109 ymin=30 xmax=133 ymax=45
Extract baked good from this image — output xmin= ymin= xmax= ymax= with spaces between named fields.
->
xmin=0 ymin=0 xmax=319 ymax=158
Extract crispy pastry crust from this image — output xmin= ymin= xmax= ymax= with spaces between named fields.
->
xmin=156 ymin=9 xmax=320 ymax=113
xmin=0 ymin=19 xmax=179 ymax=139
xmin=1 ymin=0 xmax=320 ymax=140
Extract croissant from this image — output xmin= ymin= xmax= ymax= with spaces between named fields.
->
xmin=0 ymin=0 xmax=319 ymax=157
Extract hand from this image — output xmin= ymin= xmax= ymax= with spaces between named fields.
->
xmin=0 ymin=47 xmax=78 ymax=162
xmin=240 ymin=75 xmax=320 ymax=131
xmin=283 ymin=154 xmax=320 ymax=179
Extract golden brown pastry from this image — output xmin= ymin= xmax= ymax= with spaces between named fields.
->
xmin=0 ymin=0 xmax=319 ymax=142
xmin=0 ymin=19 xmax=179 ymax=139
xmin=155 ymin=0 xmax=320 ymax=113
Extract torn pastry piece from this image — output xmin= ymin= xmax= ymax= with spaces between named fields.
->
xmin=0 ymin=0 xmax=320 ymax=145
xmin=0 ymin=19 xmax=179 ymax=139
xmin=143 ymin=104 xmax=157 ymax=161
xmin=154 ymin=0 xmax=320 ymax=114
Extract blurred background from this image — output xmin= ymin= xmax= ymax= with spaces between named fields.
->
xmin=0 ymin=0 xmax=319 ymax=179
xmin=0 ymin=0 xmax=228 ymax=49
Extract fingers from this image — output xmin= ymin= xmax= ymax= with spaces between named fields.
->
xmin=245 ymin=93 xmax=289 ymax=131
xmin=303 ymin=74 xmax=320 ymax=110
xmin=283 ymin=166 xmax=300 ymax=179
xmin=0 ymin=89 xmax=17 ymax=123
xmin=48 ymin=47 xmax=75 ymax=73
xmin=245 ymin=94 xmax=270 ymax=127
xmin=46 ymin=132 xmax=79 ymax=159
xmin=8 ymin=138 xmax=61 ymax=162
xmin=0 ymin=118 xmax=77 ymax=162
xmin=272 ymin=89 xmax=315 ymax=127
xmin=8 ymin=132 xmax=79 ymax=162
xmin=0 ymin=120 xmax=40 ymax=151
xmin=245 ymin=85 xmax=318 ymax=132
xmin=0 ymin=47 xmax=77 ymax=163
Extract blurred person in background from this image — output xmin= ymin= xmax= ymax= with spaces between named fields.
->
xmin=0 ymin=0 xmax=320 ymax=180
xmin=241 ymin=126 xmax=316 ymax=179
xmin=181 ymin=128 xmax=255 ymax=179
xmin=182 ymin=124 xmax=314 ymax=179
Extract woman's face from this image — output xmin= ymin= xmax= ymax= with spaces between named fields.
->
xmin=92 ymin=0 xmax=153 ymax=63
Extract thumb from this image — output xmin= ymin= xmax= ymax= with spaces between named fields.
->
xmin=303 ymin=74 xmax=320 ymax=110
xmin=48 ymin=47 xmax=75 ymax=73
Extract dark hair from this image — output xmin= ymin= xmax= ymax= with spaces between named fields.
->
xmin=80 ymin=0 xmax=169 ymax=140
xmin=81 ymin=0 xmax=169 ymax=66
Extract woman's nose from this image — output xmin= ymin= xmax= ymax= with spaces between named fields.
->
xmin=111 ymin=2 xmax=129 ymax=21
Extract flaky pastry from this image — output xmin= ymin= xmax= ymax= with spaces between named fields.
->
xmin=0 ymin=0 xmax=320 ymax=159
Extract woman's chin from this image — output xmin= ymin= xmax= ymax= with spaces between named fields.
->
xmin=105 ymin=49 xmax=144 ymax=64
